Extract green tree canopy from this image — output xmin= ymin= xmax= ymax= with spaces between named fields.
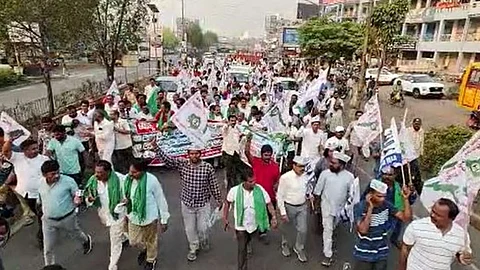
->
xmin=187 ymin=23 xmax=203 ymax=49
xmin=0 ymin=0 xmax=97 ymax=115
xmin=203 ymin=31 xmax=218 ymax=48
xmin=162 ymin=27 xmax=179 ymax=50
xmin=81 ymin=0 xmax=148 ymax=81
xmin=299 ymin=17 xmax=363 ymax=63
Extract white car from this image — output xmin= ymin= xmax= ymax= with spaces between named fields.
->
xmin=394 ymin=74 xmax=445 ymax=99
xmin=155 ymin=76 xmax=179 ymax=103
xmin=366 ymin=68 xmax=401 ymax=85
xmin=273 ymin=77 xmax=299 ymax=92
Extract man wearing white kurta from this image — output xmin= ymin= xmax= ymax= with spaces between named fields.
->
xmin=313 ymin=151 xmax=354 ymax=267
xmin=324 ymin=126 xmax=350 ymax=154
xmin=295 ymin=116 xmax=327 ymax=160
xmin=93 ymin=110 xmax=115 ymax=164
xmin=85 ymin=160 xmax=127 ymax=270
xmin=277 ymin=156 xmax=309 ymax=262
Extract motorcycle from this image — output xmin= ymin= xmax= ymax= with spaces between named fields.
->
xmin=389 ymin=91 xmax=405 ymax=108
xmin=467 ymin=110 xmax=480 ymax=130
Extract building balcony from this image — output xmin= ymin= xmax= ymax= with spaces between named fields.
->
xmin=416 ymin=39 xmax=480 ymax=53
xmin=405 ymin=3 xmax=480 ymax=23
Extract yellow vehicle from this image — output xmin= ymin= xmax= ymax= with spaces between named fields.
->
xmin=458 ymin=62 xmax=480 ymax=111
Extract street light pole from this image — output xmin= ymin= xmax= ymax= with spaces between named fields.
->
xmin=181 ymin=0 xmax=187 ymax=62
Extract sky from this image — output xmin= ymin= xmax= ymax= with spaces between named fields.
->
xmin=154 ymin=0 xmax=297 ymax=38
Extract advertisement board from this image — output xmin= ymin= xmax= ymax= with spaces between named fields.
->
xmin=282 ymin=27 xmax=300 ymax=47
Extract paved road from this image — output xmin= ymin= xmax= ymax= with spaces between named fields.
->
xmin=0 ymin=61 xmax=158 ymax=108
xmin=3 ymin=167 xmax=474 ymax=270
xmin=2 ymin=88 xmax=476 ymax=270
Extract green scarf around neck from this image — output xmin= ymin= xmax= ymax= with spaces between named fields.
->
xmin=84 ymin=172 xmax=121 ymax=219
xmin=235 ymin=184 xmax=269 ymax=232
xmin=124 ymin=172 xmax=148 ymax=222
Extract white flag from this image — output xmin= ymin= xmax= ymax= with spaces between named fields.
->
xmin=353 ymin=94 xmax=382 ymax=149
xmin=263 ymin=100 xmax=289 ymax=134
xmin=379 ymin=117 xmax=403 ymax=172
xmin=107 ymin=81 xmax=121 ymax=104
xmin=171 ymin=92 xmax=210 ymax=147
xmin=398 ymin=109 xmax=418 ymax=163
xmin=0 ymin=112 xmax=31 ymax=145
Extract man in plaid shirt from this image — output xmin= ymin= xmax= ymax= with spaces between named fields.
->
xmin=155 ymin=144 xmax=222 ymax=262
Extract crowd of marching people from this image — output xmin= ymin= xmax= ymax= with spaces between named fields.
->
xmin=0 ymin=56 xmax=474 ymax=270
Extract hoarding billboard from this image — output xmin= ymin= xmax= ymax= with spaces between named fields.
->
xmin=282 ymin=28 xmax=299 ymax=47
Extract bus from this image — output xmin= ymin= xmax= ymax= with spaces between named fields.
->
xmin=458 ymin=62 xmax=480 ymax=111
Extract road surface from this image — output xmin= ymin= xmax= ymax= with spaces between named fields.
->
xmin=3 ymin=166 xmax=475 ymax=270
xmin=2 ymin=86 xmax=477 ymax=270
xmin=0 ymin=61 xmax=157 ymax=109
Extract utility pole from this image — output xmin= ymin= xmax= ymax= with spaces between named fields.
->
xmin=181 ymin=0 xmax=188 ymax=63
xmin=349 ymin=0 xmax=373 ymax=119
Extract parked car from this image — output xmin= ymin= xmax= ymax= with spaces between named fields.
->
xmin=365 ymin=68 xmax=401 ymax=85
xmin=155 ymin=76 xmax=179 ymax=102
xmin=394 ymin=74 xmax=445 ymax=98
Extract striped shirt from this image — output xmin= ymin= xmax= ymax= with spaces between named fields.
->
xmin=403 ymin=218 xmax=471 ymax=270
xmin=353 ymin=200 xmax=398 ymax=262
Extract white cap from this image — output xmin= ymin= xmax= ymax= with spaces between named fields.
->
xmin=292 ymin=156 xmax=307 ymax=165
xmin=333 ymin=151 xmax=351 ymax=163
xmin=381 ymin=166 xmax=394 ymax=174
xmin=311 ymin=116 xmax=321 ymax=123
xmin=370 ymin=179 xmax=388 ymax=194
xmin=335 ymin=126 xmax=345 ymax=132
xmin=260 ymin=91 xmax=267 ymax=96
xmin=187 ymin=144 xmax=203 ymax=151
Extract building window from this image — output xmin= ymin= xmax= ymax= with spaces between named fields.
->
xmin=468 ymin=69 xmax=480 ymax=85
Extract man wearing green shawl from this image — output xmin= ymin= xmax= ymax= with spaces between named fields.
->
xmin=124 ymin=159 xmax=170 ymax=270
xmin=223 ymin=168 xmax=277 ymax=270
xmin=84 ymin=160 xmax=126 ymax=270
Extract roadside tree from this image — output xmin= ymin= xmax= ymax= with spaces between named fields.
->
xmin=298 ymin=17 xmax=363 ymax=72
xmin=203 ymin=31 xmax=219 ymax=49
xmin=163 ymin=27 xmax=179 ymax=50
xmin=82 ymin=0 xmax=148 ymax=82
xmin=0 ymin=0 xmax=96 ymax=116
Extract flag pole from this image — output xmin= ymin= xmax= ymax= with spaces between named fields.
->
xmin=407 ymin=159 xmax=413 ymax=186
xmin=401 ymin=163 xmax=406 ymax=187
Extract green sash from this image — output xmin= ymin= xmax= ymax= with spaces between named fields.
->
xmin=235 ymin=184 xmax=269 ymax=232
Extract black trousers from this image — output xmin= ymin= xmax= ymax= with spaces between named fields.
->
xmin=354 ymin=260 xmax=387 ymax=270
xmin=236 ymin=230 xmax=256 ymax=270
xmin=113 ymin=147 xmax=134 ymax=175
xmin=25 ymin=194 xmax=42 ymax=243
xmin=223 ymin=152 xmax=245 ymax=190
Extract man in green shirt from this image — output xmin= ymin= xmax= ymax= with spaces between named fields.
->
xmin=46 ymin=125 xmax=86 ymax=187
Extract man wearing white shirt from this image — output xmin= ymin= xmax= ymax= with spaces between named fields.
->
xmin=295 ymin=116 xmax=327 ymax=160
xmin=2 ymin=138 xmax=50 ymax=247
xmin=399 ymin=198 xmax=473 ymax=270
xmin=325 ymin=126 xmax=350 ymax=155
xmin=93 ymin=110 xmax=115 ymax=164
xmin=110 ymin=111 xmax=133 ymax=174
xmin=223 ymin=169 xmax=278 ymax=270
xmin=104 ymin=95 xmax=118 ymax=115
xmin=222 ymin=114 xmax=243 ymax=189
xmin=277 ymin=156 xmax=309 ymax=262
xmin=85 ymin=160 xmax=127 ymax=270
xmin=144 ymin=78 xmax=158 ymax=100
xmin=314 ymin=151 xmax=354 ymax=266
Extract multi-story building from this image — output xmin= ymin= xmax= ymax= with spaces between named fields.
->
xmin=398 ymin=0 xmax=480 ymax=74
xmin=321 ymin=0 xmax=377 ymax=22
